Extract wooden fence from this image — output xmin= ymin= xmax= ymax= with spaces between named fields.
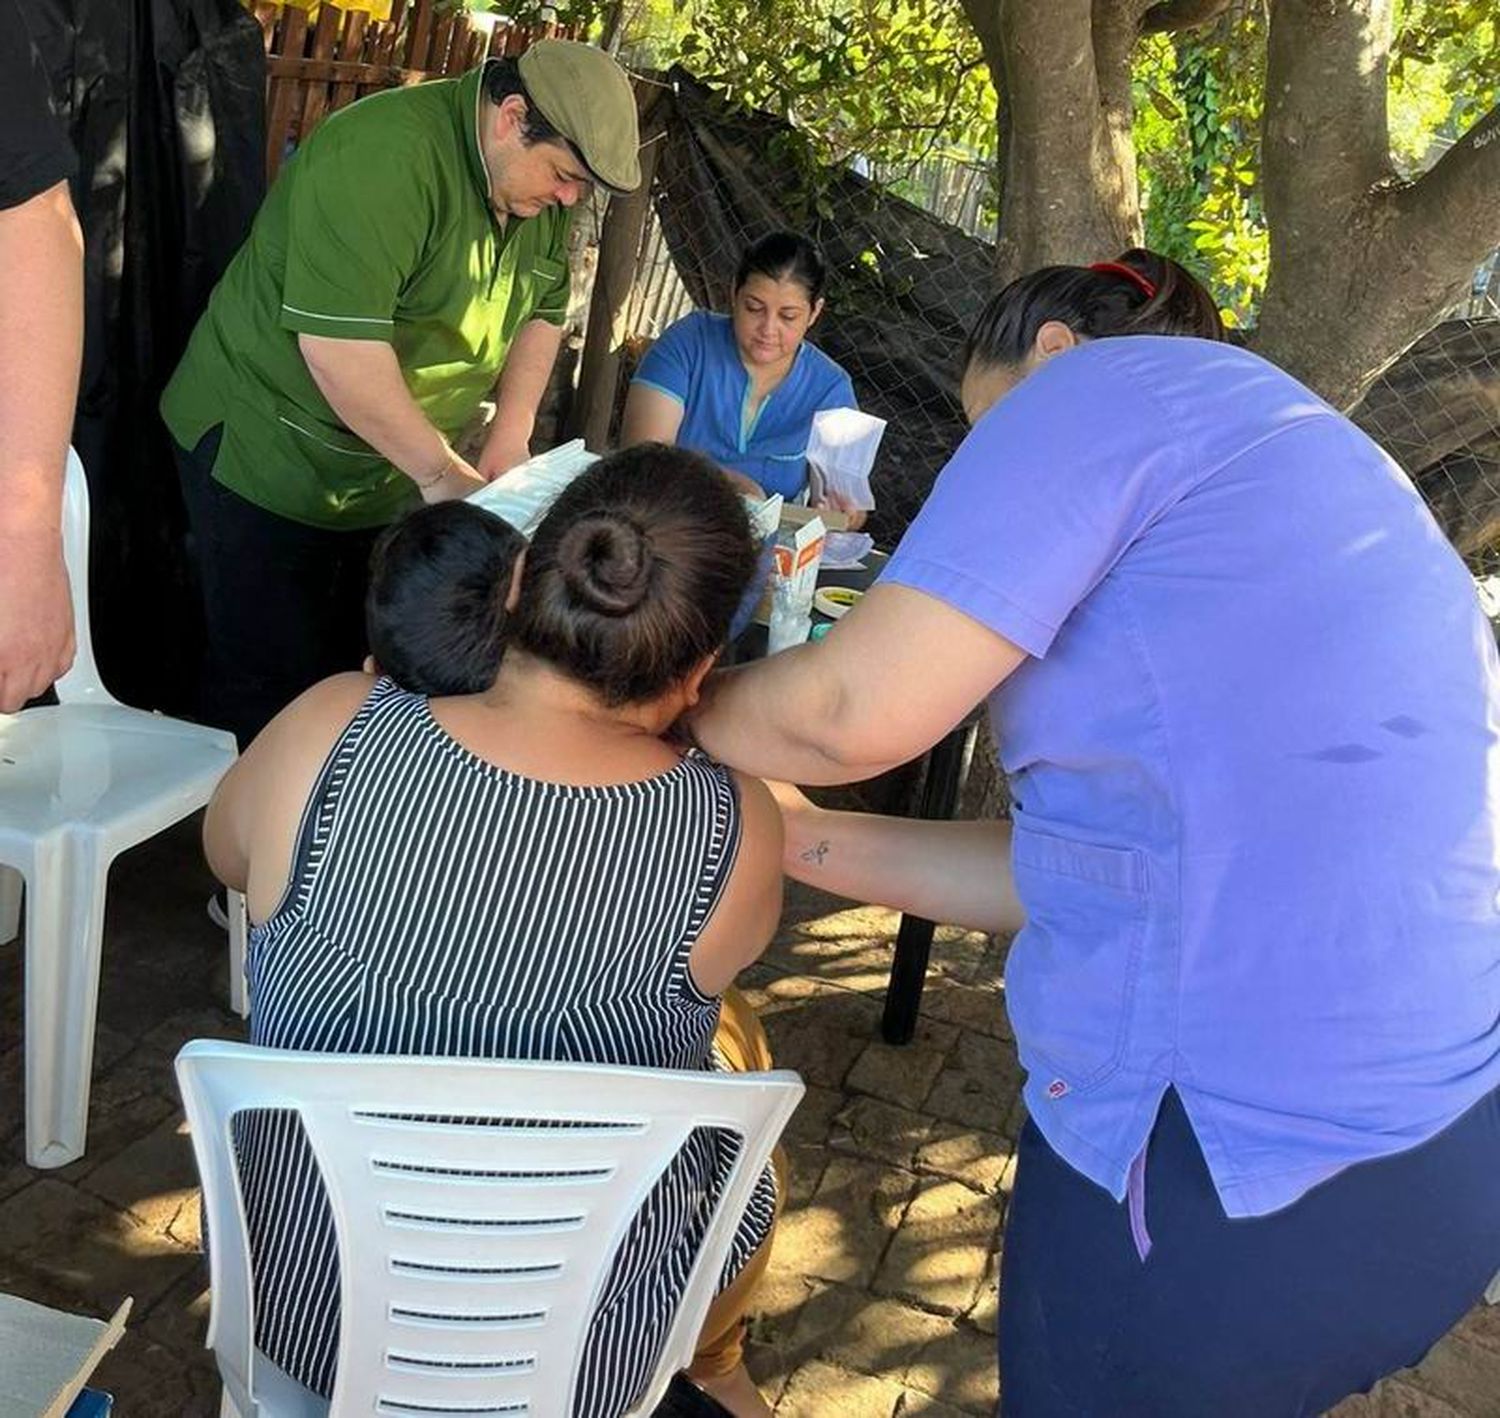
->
xmin=251 ymin=0 xmax=575 ymax=181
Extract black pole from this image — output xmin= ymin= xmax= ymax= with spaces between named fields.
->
xmin=880 ymin=717 xmax=979 ymax=1044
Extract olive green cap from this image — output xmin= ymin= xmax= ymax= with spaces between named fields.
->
xmin=518 ymin=40 xmax=641 ymax=193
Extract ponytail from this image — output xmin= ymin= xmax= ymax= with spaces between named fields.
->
xmin=962 ymin=247 xmax=1226 ymax=372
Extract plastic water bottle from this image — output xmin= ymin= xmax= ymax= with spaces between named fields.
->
xmin=767 ymin=604 xmax=811 ymax=654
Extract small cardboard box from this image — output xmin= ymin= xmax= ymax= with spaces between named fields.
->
xmin=772 ymin=516 xmax=828 ymax=602
xmin=778 ymin=501 xmax=852 ymax=533
xmin=764 ymin=516 xmax=828 ymax=650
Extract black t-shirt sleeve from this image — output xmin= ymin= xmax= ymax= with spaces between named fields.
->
xmin=0 ymin=0 xmax=77 ymax=210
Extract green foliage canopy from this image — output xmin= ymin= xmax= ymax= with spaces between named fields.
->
xmin=490 ymin=0 xmax=1495 ymax=324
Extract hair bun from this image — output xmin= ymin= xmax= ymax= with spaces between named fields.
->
xmin=556 ymin=514 xmax=654 ymax=616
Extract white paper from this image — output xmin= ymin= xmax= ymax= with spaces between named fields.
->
xmin=466 ymin=439 xmax=599 ymax=539
xmin=806 ymin=408 xmax=886 ymax=512
xmin=745 ymin=492 xmax=784 ymax=542
xmin=820 ymin=531 xmax=874 ymax=570
xmin=0 ymin=1294 xmax=130 ymax=1418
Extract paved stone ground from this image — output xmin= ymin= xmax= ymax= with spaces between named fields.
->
xmin=0 ymin=818 xmax=1497 ymax=1415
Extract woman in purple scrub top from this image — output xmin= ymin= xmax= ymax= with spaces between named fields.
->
xmin=689 ymin=248 xmax=1500 ymax=1416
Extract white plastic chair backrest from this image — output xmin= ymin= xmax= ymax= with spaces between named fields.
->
xmin=53 ymin=448 xmax=119 ymax=707
xmin=176 ymin=1041 xmax=803 ymax=1418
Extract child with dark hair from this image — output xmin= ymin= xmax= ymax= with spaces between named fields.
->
xmin=363 ymin=500 xmax=526 ymax=696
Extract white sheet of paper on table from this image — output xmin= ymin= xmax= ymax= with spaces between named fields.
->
xmin=465 ymin=438 xmax=599 ymax=538
xmin=0 ymin=1294 xmax=131 ymax=1418
xmin=806 ymin=407 xmax=887 ymax=512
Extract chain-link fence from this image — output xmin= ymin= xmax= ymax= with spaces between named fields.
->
xmin=1351 ymin=318 xmax=1500 ymax=578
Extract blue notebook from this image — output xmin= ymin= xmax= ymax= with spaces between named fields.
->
xmin=67 ymin=1391 xmax=114 ymax=1417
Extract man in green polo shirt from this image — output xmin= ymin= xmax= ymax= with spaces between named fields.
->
xmin=162 ymin=40 xmax=638 ymax=748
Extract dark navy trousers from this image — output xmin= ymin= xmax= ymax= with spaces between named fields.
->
xmin=1000 ymin=1087 xmax=1500 ymax=1416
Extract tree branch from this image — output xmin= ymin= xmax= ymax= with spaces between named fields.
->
xmin=1389 ymin=101 xmax=1500 ymax=276
xmin=1257 ymin=49 xmax=1497 ymax=405
xmin=864 ymin=56 xmax=987 ymax=163
xmin=1140 ymin=0 xmax=1234 ymax=34
xmin=1091 ymin=0 xmax=1146 ymax=228
xmin=1262 ymin=0 xmax=1396 ymax=228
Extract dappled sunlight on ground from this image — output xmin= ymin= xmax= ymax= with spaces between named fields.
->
xmin=0 ymin=825 xmax=1495 ymax=1414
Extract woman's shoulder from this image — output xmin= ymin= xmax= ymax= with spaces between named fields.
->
xmin=635 ymin=311 xmax=729 ymax=396
xmin=798 ymin=340 xmax=856 ymax=403
xmin=240 ymin=672 xmax=381 ymax=779
xmin=659 ymin=308 xmax=733 ymax=354
xmin=684 ymin=756 xmax=780 ymax=840
xmin=250 ymin=669 xmax=369 ymax=741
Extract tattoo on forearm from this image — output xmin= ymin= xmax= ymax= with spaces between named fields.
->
xmin=801 ymin=839 xmax=831 ymax=867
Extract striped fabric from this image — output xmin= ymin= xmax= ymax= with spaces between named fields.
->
xmin=234 ymin=678 xmax=778 ymax=1414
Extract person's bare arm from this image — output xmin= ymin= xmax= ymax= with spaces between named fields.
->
xmin=0 ymin=179 xmax=82 ymax=710
xmin=689 ymin=583 xmax=1028 ymax=785
xmin=620 ymin=381 xmax=685 ymax=449
xmin=620 ymin=382 xmax=765 ymax=496
xmin=687 ymin=773 xmax=786 ymax=996
xmin=297 ymin=334 xmax=483 ymax=503
xmin=205 ymin=672 xmax=375 ymax=922
xmin=769 ymin=782 xmax=1023 ymax=936
xmin=477 ymin=318 xmax=562 ymax=480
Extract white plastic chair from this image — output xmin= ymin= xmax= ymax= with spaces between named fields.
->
xmin=175 ymin=1040 xmax=804 ymax=1418
xmin=0 ymin=450 xmax=242 ymax=1167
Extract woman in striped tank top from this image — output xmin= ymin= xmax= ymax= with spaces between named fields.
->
xmin=203 ymin=444 xmax=787 ymax=1417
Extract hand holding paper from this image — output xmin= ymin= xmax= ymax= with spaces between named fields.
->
xmin=806 ymin=407 xmax=886 ymax=514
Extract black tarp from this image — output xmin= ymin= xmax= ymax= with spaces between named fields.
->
xmin=1349 ymin=318 xmax=1500 ymax=567
xmin=23 ymin=0 xmax=265 ymax=713
xmin=652 ymin=68 xmax=995 ymax=547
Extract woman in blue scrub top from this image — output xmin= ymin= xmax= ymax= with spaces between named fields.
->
xmin=620 ymin=231 xmax=864 ymax=523
xmin=688 ymin=248 xmax=1500 ymax=1416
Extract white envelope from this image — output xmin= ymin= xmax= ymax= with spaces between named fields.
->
xmin=805 ymin=407 xmax=886 ymax=512
xmin=467 ymin=439 xmax=599 ymax=538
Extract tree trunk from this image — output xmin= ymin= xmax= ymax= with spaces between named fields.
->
xmin=963 ymin=0 xmax=1234 ymax=284
xmin=569 ymin=82 xmax=667 ymax=449
xmin=1256 ymin=0 xmax=1500 ymax=408
xmin=960 ymin=0 xmax=1497 ymax=406
xmin=963 ymin=0 xmax=1143 ymax=282
xmin=600 ymin=0 xmax=627 ymax=56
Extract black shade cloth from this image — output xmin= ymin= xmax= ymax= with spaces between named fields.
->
xmin=21 ymin=0 xmax=266 ymax=713
xmin=0 ymin=0 xmax=77 ymax=208
xmin=1348 ymin=317 xmax=1500 ymax=567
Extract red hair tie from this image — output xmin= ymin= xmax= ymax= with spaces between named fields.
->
xmin=1089 ymin=261 xmax=1157 ymax=299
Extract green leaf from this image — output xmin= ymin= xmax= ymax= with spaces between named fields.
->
xmin=1149 ymin=86 xmax=1183 ymax=121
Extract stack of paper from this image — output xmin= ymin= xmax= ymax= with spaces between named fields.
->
xmin=466 ymin=439 xmax=599 ymax=538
